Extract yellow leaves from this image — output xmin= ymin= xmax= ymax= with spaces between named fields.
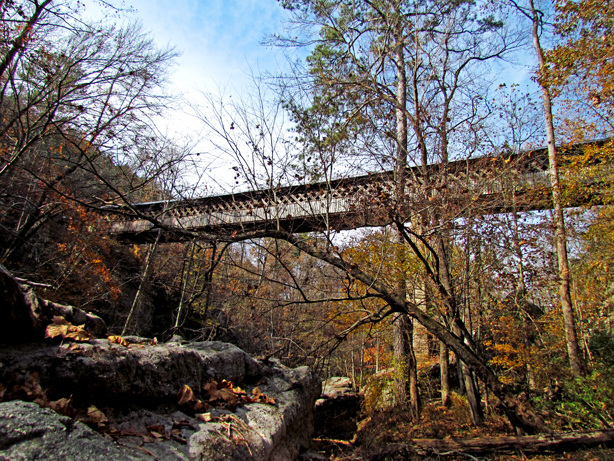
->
xmin=107 ymin=336 xmax=157 ymax=348
xmin=196 ymin=412 xmax=213 ymax=422
xmin=108 ymin=335 xmax=130 ymax=347
xmin=45 ymin=316 xmax=93 ymax=342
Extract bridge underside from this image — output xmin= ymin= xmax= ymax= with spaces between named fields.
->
xmin=105 ymin=141 xmax=610 ymax=244
xmin=108 ymin=185 xmax=554 ymax=244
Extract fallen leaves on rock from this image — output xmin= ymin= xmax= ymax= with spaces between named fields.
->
xmin=177 ymin=379 xmax=276 ymax=417
xmin=107 ymin=335 xmax=158 ymax=348
xmin=0 ymin=371 xmax=80 ymax=420
xmin=177 ymin=384 xmax=209 ymax=412
xmin=87 ymin=405 xmax=109 ymax=427
xmin=206 ymin=379 xmax=276 ymax=406
xmin=108 ymin=335 xmax=130 ymax=347
xmin=49 ymin=397 xmax=77 ymax=418
xmin=203 ymin=380 xmax=239 ymax=406
xmin=45 ymin=316 xmax=93 ymax=342
xmin=251 ymin=386 xmax=276 ymax=405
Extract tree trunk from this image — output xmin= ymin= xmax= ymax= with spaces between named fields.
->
xmin=174 ymin=240 xmax=196 ymax=330
xmin=393 ymin=312 xmax=409 ymax=404
xmin=393 ymin=312 xmax=421 ymax=417
xmin=122 ymin=229 xmax=161 ymax=336
xmin=391 ymin=2 xmax=421 ymax=416
xmin=440 ymin=341 xmax=451 ymax=407
xmin=407 ymin=317 xmax=421 ymax=418
xmin=463 ymin=361 xmax=485 ymax=425
xmin=529 ymin=0 xmax=583 ymax=377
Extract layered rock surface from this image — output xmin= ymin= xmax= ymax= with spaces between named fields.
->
xmin=0 ymin=265 xmax=321 ymax=460
xmin=0 ymin=339 xmax=320 ymax=460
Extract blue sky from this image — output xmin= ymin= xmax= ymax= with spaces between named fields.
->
xmin=122 ymin=0 xmax=291 ymax=92
xmin=84 ymin=0 xmax=292 ymax=100
xmin=81 ymin=0 xmax=297 ymax=192
xmin=80 ymin=0 xmax=539 ymax=192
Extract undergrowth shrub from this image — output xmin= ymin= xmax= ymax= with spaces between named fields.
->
xmin=362 ymin=370 xmax=394 ymax=414
xmin=535 ymin=367 xmax=614 ymax=430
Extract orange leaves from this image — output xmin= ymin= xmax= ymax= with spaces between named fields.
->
xmin=203 ymin=380 xmax=239 ymax=406
xmin=177 ymin=380 xmax=275 ymax=416
xmin=177 ymin=384 xmax=198 ymax=406
xmin=45 ymin=316 xmax=93 ymax=342
xmin=203 ymin=379 xmax=276 ymax=406
xmin=250 ymin=386 xmax=276 ymax=405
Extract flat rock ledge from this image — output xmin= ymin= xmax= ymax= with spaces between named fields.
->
xmin=0 ymin=340 xmax=321 ymax=460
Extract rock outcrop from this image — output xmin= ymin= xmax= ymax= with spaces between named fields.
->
xmin=0 ymin=265 xmax=321 ymax=460
xmin=0 ymin=339 xmax=320 ymax=460
xmin=314 ymin=377 xmax=361 ymax=441
xmin=0 ymin=400 xmax=144 ymax=460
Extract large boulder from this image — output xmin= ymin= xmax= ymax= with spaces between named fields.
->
xmin=0 ymin=339 xmax=321 ymax=460
xmin=314 ymin=377 xmax=361 ymax=440
xmin=0 ymin=264 xmax=321 ymax=460
xmin=0 ymin=400 xmax=144 ymax=460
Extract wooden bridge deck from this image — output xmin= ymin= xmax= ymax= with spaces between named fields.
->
xmin=104 ymin=141 xmax=609 ymax=243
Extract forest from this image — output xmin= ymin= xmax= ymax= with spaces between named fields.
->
xmin=0 ymin=0 xmax=613 ymax=457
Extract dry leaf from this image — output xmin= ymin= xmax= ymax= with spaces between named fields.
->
xmin=217 ymin=388 xmax=238 ymax=405
xmin=108 ymin=335 xmax=130 ymax=347
xmin=177 ymin=384 xmax=195 ymax=406
xmin=146 ymin=424 xmax=166 ymax=437
xmin=231 ymin=385 xmax=246 ymax=396
xmin=45 ymin=316 xmax=93 ymax=342
xmin=252 ymin=387 xmax=275 ymax=405
xmin=196 ymin=412 xmax=214 ymax=422
xmin=119 ymin=427 xmax=145 ymax=437
xmin=23 ymin=372 xmax=47 ymax=402
xmin=87 ymin=405 xmax=108 ymax=425
xmin=45 ymin=316 xmax=70 ymax=339
xmin=203 ymin=380 xmax=238 ymax=404
xmin=49 ymin=397 xmax=74 ymax=416
xmin=203 ymin=380 xmax=217 ymax=395
xmin=65 ymin=325 xmax=93 ymax=341
xmin=170 ymin=428 xmax=186 ymax=444
xmin=193 ymin=400 xmax=208 ymax=411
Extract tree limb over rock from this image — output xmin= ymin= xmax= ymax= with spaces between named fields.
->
xmin=0 ymin=264 xmax=106 ymax=343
